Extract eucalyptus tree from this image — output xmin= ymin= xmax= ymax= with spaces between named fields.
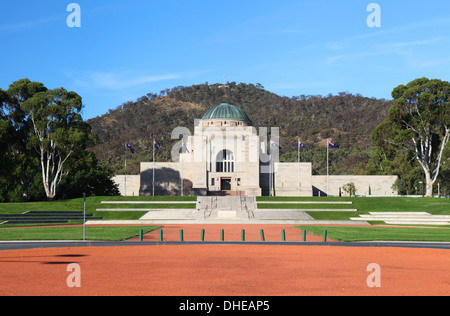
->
xmin=372 ymin=78 xmax=450 ymax=197
xmin=22 ymin=86 xmax=94 ymax=200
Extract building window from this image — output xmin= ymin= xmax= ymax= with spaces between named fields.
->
xmin=237 ymin=178 xmax=241 ymax=186
xmin=211 ymin=178 xmax=215 ymax=186
xmin=216 ymin=149 xmax=234 ymax=173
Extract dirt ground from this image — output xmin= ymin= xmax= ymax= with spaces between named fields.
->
xmin=0 ymin=225 xmax=449 ymax=296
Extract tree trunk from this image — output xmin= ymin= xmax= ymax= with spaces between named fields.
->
xmin=425 ymin=173 xmax=434 ymax=197
xmin=21 ymin=187 xmax=29 ymax=202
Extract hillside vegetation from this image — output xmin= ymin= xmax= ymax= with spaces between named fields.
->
xmin=88 ymin=82 xmax=392 ymax=175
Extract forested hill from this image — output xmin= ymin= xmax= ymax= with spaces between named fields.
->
xmin=87 ymin=82 xmax=393 ymax=174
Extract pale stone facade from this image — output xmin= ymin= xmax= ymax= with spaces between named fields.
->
xmin=115 ymin=103 xmax=398 ymax=197
xmin=112 ymin=175 xmax=140 ymax=197
xmin=311 ymin=175 xmax=398 ymax=196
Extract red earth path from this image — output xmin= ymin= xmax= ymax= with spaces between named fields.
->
xmin=0 ymin=224 xmax=449 ymax=296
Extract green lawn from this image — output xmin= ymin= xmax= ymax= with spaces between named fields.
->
xmin=262 ymin=196 xmax=450 ymax=241
xmin=256 ymin=196 xmax=450 ymax=213
xmin=296 ymin=225 xmax=450 ymax=242
xmin=257 ymin=196 xmax=450 ymax=221
xmin=1 ymin=196 xmax=449 ymax=242
xmin=0 ymin=226 xmax=160 ymax=241
xmin=0 ymin=196 xmax=196 ymax=227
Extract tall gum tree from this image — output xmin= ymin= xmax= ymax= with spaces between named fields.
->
xmin=374 ymin=78 xmax=450 ymax=197
xmin=22 ymin=87 xmax=94 ymax=200
xmin=6 ymin=79 xmax=48 ymax=201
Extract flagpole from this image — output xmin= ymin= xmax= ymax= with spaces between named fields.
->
xmin=327 ymin=138 xmax=329 ymax=197
xmin=269 ymin=139 xmax=272 ymax=197
xmin=270 ymin=154 xmax=272 ymax=197
xmin=181 ymin=140 xmax=184 ymax=197
xmin=152 ymin=137 xmax=155 ymax=197
xmin=270 ymin=153 xmax=273 ymax=196
xmin=298 ymin=140 xmax=300 ymax=197
xmin=124 ymin=141 xmax=127 ymax=197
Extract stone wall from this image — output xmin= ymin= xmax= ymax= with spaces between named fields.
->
xmin=273 ymin=162 xmax=313 ymax=196
xmin=112 ymin=175 xmax=140 ymax=197
xmin=139 ymin=161 xmax=193 ymax=196
xmin=115 ymin=165 xmax=398 ymax=197
xmin=311 ymin=175 xmax=398 ymax=196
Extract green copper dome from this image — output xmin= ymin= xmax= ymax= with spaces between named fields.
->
xmin=202 ymin=103 xmax=251 ymax=122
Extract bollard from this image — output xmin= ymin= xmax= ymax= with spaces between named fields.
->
xmin=220 ymin=229 xmax=224 ymax=241
xmin=139 ymin=229 xmax=143 ymax=242
xmin=180 ymin=229 xmax=184 ymax=242
xmin=323 ymin=230 xmax=328 ymax=242
xmin=302 ymin=230 xmax=306 ymax=242
xmin=260 ymin=229 xmax=265 ymax=241
xmin=241 ymin=229 xmax=245 ymax=241
xmin=282 ymin=229 xmax=286 ymax=241
xmin=159 ymin=229 xmax=163 ymax=242
xmin=201 ymin=229 xmax=205 ymax=242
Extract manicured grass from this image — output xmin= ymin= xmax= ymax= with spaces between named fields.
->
xmin=96 ymin=203 xmax=196 ymax=210
xmin=264 ymin=197 xmax=450 ymax=241
xmin=1 ymin=196 xmax=449 ymax=241
xmin=257 ymin=203 xmax=355 ymax=209
xmin=257 ymin=196 xmax=450 ymax=213
xmin=257 ymin=196 xmax=450 ymax=221
xmin=256 ymin=196 xmax=352 ymax=201
xmin=296 ymin=225 xmax=450 ymax=242
xmin=0 ymin=225 xmax=160 ymax=241
xmin=0 ymin=196 xmax=197 ymax=228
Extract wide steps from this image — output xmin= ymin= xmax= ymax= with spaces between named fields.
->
xmin=350 ymin=212 xmax=450 ymax=225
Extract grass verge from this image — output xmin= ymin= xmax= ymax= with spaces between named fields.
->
xmin=0 ymin=225 xmax=160 ymax=241
xmin=296 ymin=225 xmax=450 ymax=242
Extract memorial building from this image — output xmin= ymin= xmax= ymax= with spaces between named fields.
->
xmin=115 ymin=103 xmax=397 ymax=197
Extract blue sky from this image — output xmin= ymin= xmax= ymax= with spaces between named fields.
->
xmin=1 ymin=0 xmax=450 ymax=119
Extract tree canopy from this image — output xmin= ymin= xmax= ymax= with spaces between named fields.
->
xmin=370 ymin=78 xmax=450 ymax=196
xmin=0 ymin=79 xmax=118 ymax=202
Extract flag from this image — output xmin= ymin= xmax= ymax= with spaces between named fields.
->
xmin=154 ymin=140 xmax=161 ymax=154
xmin=125 ymin=141 xmax=135 ymax=154
xmin=298 ymin=140 xmax=308 ymax=151
xmin=270 ymin=140 xmax=280 ymax=149
xmin=182 ymin=139 xmax=190 ymax=153
xmin=328 ymin=141 xmax=340 ymax=149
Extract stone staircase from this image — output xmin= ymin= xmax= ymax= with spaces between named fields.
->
xmin=87 ymin=197 xmax=364 ymax=225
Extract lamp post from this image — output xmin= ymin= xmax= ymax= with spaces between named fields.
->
xmin=83 ymin=193 xmax=86 ymax=241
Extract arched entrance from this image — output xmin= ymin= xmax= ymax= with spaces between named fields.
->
xmin=216 ymin=149 xmax=234 ymax=192
xmin=216 ymin=149 xmax=234 ymax=173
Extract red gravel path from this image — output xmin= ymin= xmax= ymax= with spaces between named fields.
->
xmin=0 ymin=243 xmax=449 ymax=296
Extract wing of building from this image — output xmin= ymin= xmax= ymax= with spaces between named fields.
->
xmin=114 ymin=103 xmax=397 ymax=197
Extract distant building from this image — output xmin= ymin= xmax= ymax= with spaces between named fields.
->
xmin=114 ymin=103 xmax=397 ymax=196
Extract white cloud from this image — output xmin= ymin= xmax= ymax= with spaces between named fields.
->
xmin=74 ymin=71 xmax=181 ymax=90
xmin=0 ymin=16 xmax=61 ymax=32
